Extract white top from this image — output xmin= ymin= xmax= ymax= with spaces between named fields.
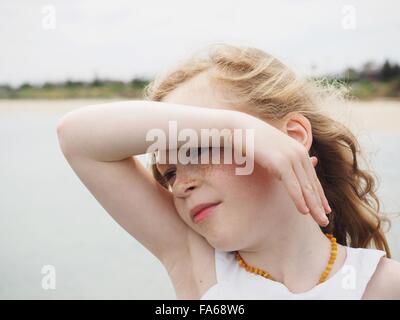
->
xmin=200 ymin=246 xmax=386 ymax=300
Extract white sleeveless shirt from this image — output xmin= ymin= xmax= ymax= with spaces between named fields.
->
xmin=200 ymin=246 xmax=386 ymax=300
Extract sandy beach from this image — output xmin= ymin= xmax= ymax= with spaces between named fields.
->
xmin=1 ymin=98 xmax=399 ymax=133
xmin=325 ymin=99 xmax=400 ymax=134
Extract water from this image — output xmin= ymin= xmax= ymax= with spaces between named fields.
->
xmin=0 ymin=104 xmax=399 ymax=299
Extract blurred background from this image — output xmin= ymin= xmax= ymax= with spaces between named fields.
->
xmin=0 ymin=0 xmax=399 ymax=299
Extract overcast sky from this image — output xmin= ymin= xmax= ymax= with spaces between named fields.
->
xmin=1 ymin=0 xmax=399 ymax=86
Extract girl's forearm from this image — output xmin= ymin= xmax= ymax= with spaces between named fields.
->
xmin=57 ymin=100 xmax=241 ymax=161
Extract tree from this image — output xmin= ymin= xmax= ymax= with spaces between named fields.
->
xmin=380 ymin=60 xmax=393 ymax=81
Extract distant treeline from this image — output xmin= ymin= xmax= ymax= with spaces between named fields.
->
xmin=338 ymin=60 xmax=400 ymax=82
xmin=0 ymin=78 xmax=149 ymax=99
xmin=1 ymin=60 xmax=399 ymax=100
xmin=327 ymin=59 xmax=400 ymax=99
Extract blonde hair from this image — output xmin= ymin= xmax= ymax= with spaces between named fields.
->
xmin=143 ymin=43 xmax=392 ymax=257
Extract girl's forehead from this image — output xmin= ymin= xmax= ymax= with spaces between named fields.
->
xmin=162 ymin=72 xmax=233 ymax=112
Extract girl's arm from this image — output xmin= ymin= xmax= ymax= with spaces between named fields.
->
xmin=56 ymin=99 xmax=330 ymax=267
xmin=56 ymin=100 xmax=234 ymax=162
xmin=56 ymin=100 xmax=238 ymax=268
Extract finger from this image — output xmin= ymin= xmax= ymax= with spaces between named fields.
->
xmin=278 ymin=164 xmax=311 ymax=215
xmin=311 ymin=156 xmax=318 ymax=167
xmin=314 ymin=174 xmax=332 ymax=214
xmin=309 ymin=157 xmax=330 ymax=213
xmin=301 ymin=156 xmax=323 ymax=211
xmin=294 ymin=160 xmax=328 ymax=226
xmin=293 ymin=160 xmax=329 ymax=226
xmin=303 ymin=156 xmax=332 ymax=214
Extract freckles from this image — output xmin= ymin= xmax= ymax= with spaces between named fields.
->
xmin=199 ymin=149 xmax=274 ymax=193
xmin=203 ymin=162 xmax=236 ymax=181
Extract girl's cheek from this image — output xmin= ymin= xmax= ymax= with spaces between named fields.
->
xmin=206 ymin=163 xmax=244 ymax=191
xmin=216 ymin=161 xmax=274 ymax=195
xmin=173 ymin=202 xmax=191 ymax=224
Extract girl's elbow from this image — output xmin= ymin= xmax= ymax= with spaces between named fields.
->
xmin=56 ymin=114 xmax=77 ymax=157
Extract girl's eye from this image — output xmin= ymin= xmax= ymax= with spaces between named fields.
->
xmin=185 ymin=147 xmax=204 ymax=158
xmin=163 ymin=168 xmax=176 ymax=184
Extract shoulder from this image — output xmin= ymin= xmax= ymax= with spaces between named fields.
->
xmin=362 ymin=256 xmax=400 ymax=299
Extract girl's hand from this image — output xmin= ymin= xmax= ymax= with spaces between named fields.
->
xmin=235 ymin=113 xmax=331 ymax=227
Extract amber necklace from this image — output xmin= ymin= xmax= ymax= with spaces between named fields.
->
xmin=235 ymin=233 xmax=338 ymax=284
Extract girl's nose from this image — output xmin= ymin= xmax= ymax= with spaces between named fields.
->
xmin=172 ymin=169 xmax=202 ymax=198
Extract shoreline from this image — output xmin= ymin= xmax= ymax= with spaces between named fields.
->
xmin=0 ymin=98 xmax=399 ymax=134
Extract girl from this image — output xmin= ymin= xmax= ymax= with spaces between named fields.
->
xmin=57 ymin=43 xmax=400 ymax=299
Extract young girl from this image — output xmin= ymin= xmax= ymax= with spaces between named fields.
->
xmin=57 ymin=43 xmax=400 ymax=299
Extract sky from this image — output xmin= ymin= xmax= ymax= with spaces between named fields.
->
xmin=1 ymin=0 xmax=399 ymax=87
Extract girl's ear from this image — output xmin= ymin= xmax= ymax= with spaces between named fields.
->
xmin=283 ymin=112 xmax=313 ymax=152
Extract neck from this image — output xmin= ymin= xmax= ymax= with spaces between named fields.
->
xmin=238 ymin=210 xmax=332 ymax=292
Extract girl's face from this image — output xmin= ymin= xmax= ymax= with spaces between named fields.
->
xmin=157 ymin=150 xmax=285 ymax=252
xmin=157 ymin=73 xmax=288 ymax=252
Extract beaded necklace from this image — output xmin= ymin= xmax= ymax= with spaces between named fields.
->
xmin=235 ymin=233 xmax=337 ymax=284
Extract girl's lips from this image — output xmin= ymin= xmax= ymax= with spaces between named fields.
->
xmin=192 ymin=203 xmax=221 ymax=224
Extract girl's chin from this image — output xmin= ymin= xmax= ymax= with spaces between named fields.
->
xmin=204 ymin=230 xmax=240 ymax=252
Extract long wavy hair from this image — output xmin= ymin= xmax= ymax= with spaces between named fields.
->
xmin=143 ymin=43 xmax=392 ymax=257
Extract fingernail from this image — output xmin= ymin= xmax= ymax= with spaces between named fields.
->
xmin=323 ymin=218 xmax=329 ymax=226
xmin=325 ymin=205 xmax=331 ymax=214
